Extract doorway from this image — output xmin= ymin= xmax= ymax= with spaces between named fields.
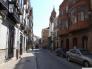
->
xmin=73 ymin=38 xmax=77 ymax=47
xmin=82 ymin=36 xmax=88 ymax=49
xmin=66 ymin=39 xmax=69 ymax=50
xmin=8 ymin=26 xmax=15 ymax=59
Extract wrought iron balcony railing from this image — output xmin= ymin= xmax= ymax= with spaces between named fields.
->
xmin=8 ymin=9 xmax=20 ymax=24
xmin=0 ymin=0 xmax=8 ymax=10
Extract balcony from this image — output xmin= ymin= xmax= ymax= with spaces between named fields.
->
xmin=59 ymin=15 xmax=69 ymax=20
xmin=21 ymin=24 xmax=32 ymax=34
xmin=20 ymin=24 xmax=25 ymax=30
xmin=24 ymin=29 xmax=29 ymax=35
xmin=69 ymin=0 xmax=87 ymax=9
xmin=8 ymin=0 xmax=19 ymax=9
xmin=18 ymin=8 xmax=23 ymax=15
xmin=58 ymin=28 xmax=69 ymax=36
xmin=28 ymin=29 xmax=32 ymax=34
xmin=24 ymin=30 xmax=28 ymax=35
xmin=8 ymin=10 xmax=20 ymax=24
xmin=69 ymin=21 xmax=90 ymax=32
xmin=0 ymin=0 xmax=8 ymax=10
xmin=8 ymin=0 xmax=16 ymax=4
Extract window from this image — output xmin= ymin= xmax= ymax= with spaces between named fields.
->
xmin=80 ymin=12 xmax=84 ymax=21
xmin=9 ymin=4 xmax=14 ymax=13
xmin=62 ymin=21 xmax=65 ymax=29
xmin=61 ymin=20 xmax=69 ymax=29
xmin=78 ymin=12 xmax=81 ymax=21
xmin=66 ymin=6 xmax=68 ymax=13
xmin=74 ymin=16 xmax=77 ymax=23
xmin=78 ymin=11 xmax=85 ymax=21
xmin=72 ymin=0 xmax=79 ymax=4
xmin=85 ymin=12 xmax=89 ymax=20
xmin=70 ymin=9 xmax=75 ymax=24
xmin=78 ymin=6 xmax=89 ymax=21
xmin=65 ymin=21 xmax=69 ymax=28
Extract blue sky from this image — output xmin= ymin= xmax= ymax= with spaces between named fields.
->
xmin=31 ymin=0 xmax=63 ymax=38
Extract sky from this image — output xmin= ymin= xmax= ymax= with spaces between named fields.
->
xmin=31 ymin=0 xmax=63 ymax=38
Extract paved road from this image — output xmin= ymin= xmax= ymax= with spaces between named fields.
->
xmin=34 ymin=49 xmax=82 ymax=69
xmin=14 ymin=49 xmax=82 ymax=69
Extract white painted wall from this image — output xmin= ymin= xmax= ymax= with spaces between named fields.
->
xmin=14 ymin=27 xmax=20 ymax=49
xmin=0 ymin=24 xmax=8 ymax=49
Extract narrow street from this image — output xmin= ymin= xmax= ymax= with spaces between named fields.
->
xmin=14 ymin=49 xmax=82 ymax=69
xmin=0 ymin=0 xmax=92 ymax=69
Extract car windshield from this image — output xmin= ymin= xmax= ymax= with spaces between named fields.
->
xmin=80 ymin=50 xmax=91 ymax=55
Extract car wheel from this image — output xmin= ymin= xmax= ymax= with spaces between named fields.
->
xmin=83 ymin=61 xmax=89 ymax=67
xmin=67 ymin=56 xmax=70 ymax=62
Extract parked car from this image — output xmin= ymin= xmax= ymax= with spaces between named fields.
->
xmin=55 ymin=48 xmax=67 ymax=58
xmin=66 ymin=48 xmax=92 ymax=67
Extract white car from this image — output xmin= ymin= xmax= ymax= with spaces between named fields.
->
xmin=66 ymin=48 xmax=92 ymax=67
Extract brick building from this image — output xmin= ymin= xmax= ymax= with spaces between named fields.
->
xmin=57 ymin=0 xmax=92 ymax=52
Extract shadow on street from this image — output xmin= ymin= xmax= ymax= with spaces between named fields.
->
xmin=14 ymin=50 xmax=36 ymax=69
xmin=14 ymin=57 xmax=33 ymax=69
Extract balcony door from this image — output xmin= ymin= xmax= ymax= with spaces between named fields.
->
xmin=8 ymin=26 xmax=15 ymax=59
xmin=20 ymin=34 xmax=23 ymax=55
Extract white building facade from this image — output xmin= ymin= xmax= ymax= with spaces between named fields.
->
xmin=0 ymin=0 xmax=33 ymax=64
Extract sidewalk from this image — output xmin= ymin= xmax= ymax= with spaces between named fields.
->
xmin=0 ymin=52 xmax=37 ymax=69
xmin=0 ymin=57 xmax=20 ymax=69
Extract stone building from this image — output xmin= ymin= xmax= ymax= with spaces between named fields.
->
xmin=42 ymin=27 xmax=49 ymax=48
xmin=49 ymin=8 xmax=56 ymax=50
xmin=57 ymin=0 xmax=92 ymax=52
